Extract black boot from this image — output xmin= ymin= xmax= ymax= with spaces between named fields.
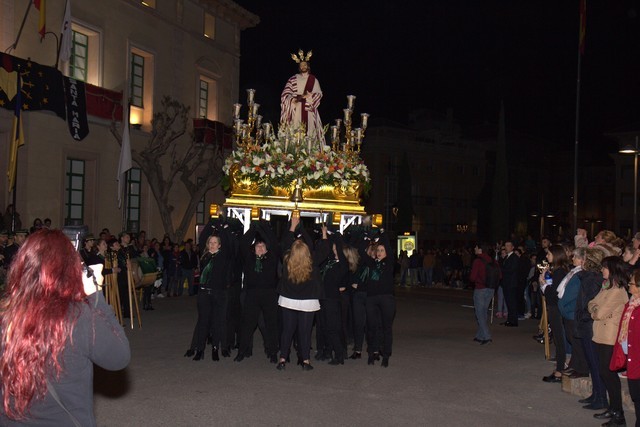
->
xmin=381 ymin=356 xmax=389 ymax=368
xmin=212 ymin=346 xmax=219 ymax=361
xmin=184 ymin=349 xmax=195 ymax=357
xmin=193 ymin=350 xmax=204 ymax=361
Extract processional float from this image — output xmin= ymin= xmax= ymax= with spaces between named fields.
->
xmin=219 ymin=88 xmax=381 ymax=229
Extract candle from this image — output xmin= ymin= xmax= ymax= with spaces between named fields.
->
xmin=330 ymin=125 xmax=338 ymax=142
xmin=335 ymin=119 xmax=342 ymax=129
xmin=256 ymin=115 xmax=263 ymax=128
xmin=233 ymin=104 xmax=242 ymax=119
xmin=361 ymin=113 xmax=369 ymax=130
xmin=346 ymin=95 xmax=356 ymax=110
xmin=263 ymin=123 xmax=272 ymax=138
xmin=246 ymin=89 xmax=255 ymax=105
xmin=343 ymin=109 xmax=352 ymax=124
xmin=355 ymin=128 xmax=363 ymax=142
xmin=252 ymin=103 xmax=260 ymax=116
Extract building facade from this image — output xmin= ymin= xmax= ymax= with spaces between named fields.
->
xmin=0 ymin=0 xmax=257 ymax=238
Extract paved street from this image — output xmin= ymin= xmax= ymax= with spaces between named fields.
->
xmin=93 ymin=288 xmax=635 ymax=426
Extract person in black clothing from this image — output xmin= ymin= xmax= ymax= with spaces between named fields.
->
xmin=574 ymin=247 xmax=608 ymax=409
xmin=234 ymin=220 xmax=280 ymax=364
xmin=316 ymin=232 xmax=348 ymax=365
xmin=117 ymin=232 xmax=139 ymax=319
xmin=364 ymin=230 xmax=396 ymax=367
xmin=348 ymin=239 xmax=374 ymax=360
xmin=276 ymin=215 xmax=328 ymax=371
xmin=500 ymin=241 xmax=519 ymax=327
xmin=190 ymin=226 xmax=233 ymax=361
xmin=541 ymin=244 xmax=570 ymax=383
xmin=79 ymin=233 xmax=95 ymax=265
xmin=180 ymin=241 xmax=198 ymax=296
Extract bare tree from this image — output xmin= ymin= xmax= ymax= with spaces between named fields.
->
xmin=111 ymin=96 xmax=224 ymax=242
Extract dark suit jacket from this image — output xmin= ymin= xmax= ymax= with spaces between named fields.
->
xmin=501 ymin=253 xmax=519 ymax=289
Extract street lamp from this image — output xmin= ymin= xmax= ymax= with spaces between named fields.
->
xmin=619 ymin=136 xmax=639 ymax=235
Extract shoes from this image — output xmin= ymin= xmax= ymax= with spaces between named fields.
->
xmin=276 ymin=361 xmax=286 ymax=371
xmin=212 ymin=347 xmax=219 ymax=361
xmin=584 ymin=400 xmax=609 ymax=410
xmin=269 ymin=354 xmax=278 ymax=364
xmin=234 ymin=353 xmax=245 ymax=362
xmin=193 ymin=350 xmax=204 ymax=361
xmin=381 ymin=357 xmax=389 ymax=368
xmin=156 ymin=293 xmax=165 ymax=298
xmin=501 ymin=321 xmax=518 ymax=327
xmin=184 ymin=349 xmax=195 ymax=357
xmin=579 ymin=395 xmax=595 ymax=404
xmin=329 ymin=358 xmax=344 ymax=365
xmin=301 ymin=362 xmax=314 ymax=371
xmin=480 ymin=339 xmax=492 ymax=345
xmin=562 ymin=368 xmax=576 ymax=376
xmin=569 ymin=372 xmax=589 ymax=379
xmin=594 ymin=410 xmax=614 ymax=420
xmin=524 ymin=313 xmax=532 ymax=319
xmin=542 ymin=373 xmax=562 ymax=383
xmin=349 ymin=352 xmax=362 ymax=359
xmin=495 ymin=312 xmax=503 ymax=319
xmin=221 ymin=348 xmax=231 ymax=358
xmin=600 ymin=410 xmax=626 ymax=426
xmin=367 ymin=354 xmax=375 ymax=365
xmin=473 ymin=338 xmax=482 ymax=343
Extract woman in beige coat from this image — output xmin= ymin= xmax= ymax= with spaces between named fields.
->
xmin=588 ymin=256 xmax=630 ymax=426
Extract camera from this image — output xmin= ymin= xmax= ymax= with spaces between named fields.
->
xmin=536 ymin=260 xmax=549 ymax=273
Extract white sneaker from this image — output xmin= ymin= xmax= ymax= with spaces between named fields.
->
xmin=524 ymin=313 xmax=531 ymax=319
xmin=156 ymin=293 xmax=165 ymax=298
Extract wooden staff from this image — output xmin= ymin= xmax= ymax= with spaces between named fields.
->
xmin=105 ymin=251 xmax=122 ymax=325
xmin=541 ymin=295 xmax=550 ymax=360
xmin=126 ymin=255 xmax=142 ymax=329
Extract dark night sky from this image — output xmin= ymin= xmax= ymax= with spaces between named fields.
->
xmin=235 ymin=1 xmax=640 ymax=152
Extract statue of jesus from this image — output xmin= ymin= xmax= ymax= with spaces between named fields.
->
xmin=280 ymin=50 xmax=325 ymax=144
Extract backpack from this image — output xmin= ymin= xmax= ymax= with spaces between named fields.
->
xmin=483 ymin=260 xmax=500 ymax=289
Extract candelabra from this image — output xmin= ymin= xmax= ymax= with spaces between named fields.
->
xmin=232 ymin=89 xmax=274 ymax=148
xmin=330 ymin=95 xmax=369 ymax=153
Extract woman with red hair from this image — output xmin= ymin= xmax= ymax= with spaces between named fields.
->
xmin=0 ymin=229 xmax=130 ymax=426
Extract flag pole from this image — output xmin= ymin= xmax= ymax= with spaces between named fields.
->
xmin=572 ymin=51 xmax=581 ymax=234
xmin=573 ymin=0 xmax=586 ymax=235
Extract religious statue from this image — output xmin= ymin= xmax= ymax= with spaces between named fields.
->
xmin=280 ymin=50 xmax=325 ymax=144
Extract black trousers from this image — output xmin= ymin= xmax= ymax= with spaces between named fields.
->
xmin=117 ymin=272 xmax=131 ymax=317
xmin=195 ymin=288 xmax=228 ymax=351
xmin=319 ymin=299 xmax=343 ymax=360
xmin=279 ymin=307 xmax=315 ymax=361
xmin=239 ymin=288 xmax=278 ymax=357
xmin=547 ymin=304 xmax=566 ymax=373
xmin=596 ymin=342 xmax=623 ymax=412
xmin=503 ymin=284 xmax=518 ymax=325
xmin=351 ymin=291 xmax=367 ymax=352
xmin=225 ymin=285 xmax=241 ymax=349
xmin=628 ymin=379 xmax=640 ymax=425
xmin=563 ymin=318 xmax=589 ymax=374
xmin=366 ymin=294 xmax=396 ymax=357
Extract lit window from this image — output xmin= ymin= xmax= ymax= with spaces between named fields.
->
xmin=127 ymin=168 xmax=141 ymax=233
xmin=131 ymin=53 xmax=144 ymax=108
xmin=129 ymin=47 xmax=154 ymax=126
xmin=196 ymin=177 xmax=206 ymax=225
xmin=68 ymin=23 xmax=101 ymax=86
xmin=198 ymin=80 xmax=208 ymax=118
xmin=65 ymin=159 xmax=85 ymax=224
xmin=204 ymin=13 xmax=215 ymax=39
xmin=197 ymin=75 xmax=218 ymax=121
xmin=70 ymin=31 xmax=88 ymax=81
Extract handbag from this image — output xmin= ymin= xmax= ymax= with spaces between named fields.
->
xmin=610 ymin=341 xmax=627 ymax=372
